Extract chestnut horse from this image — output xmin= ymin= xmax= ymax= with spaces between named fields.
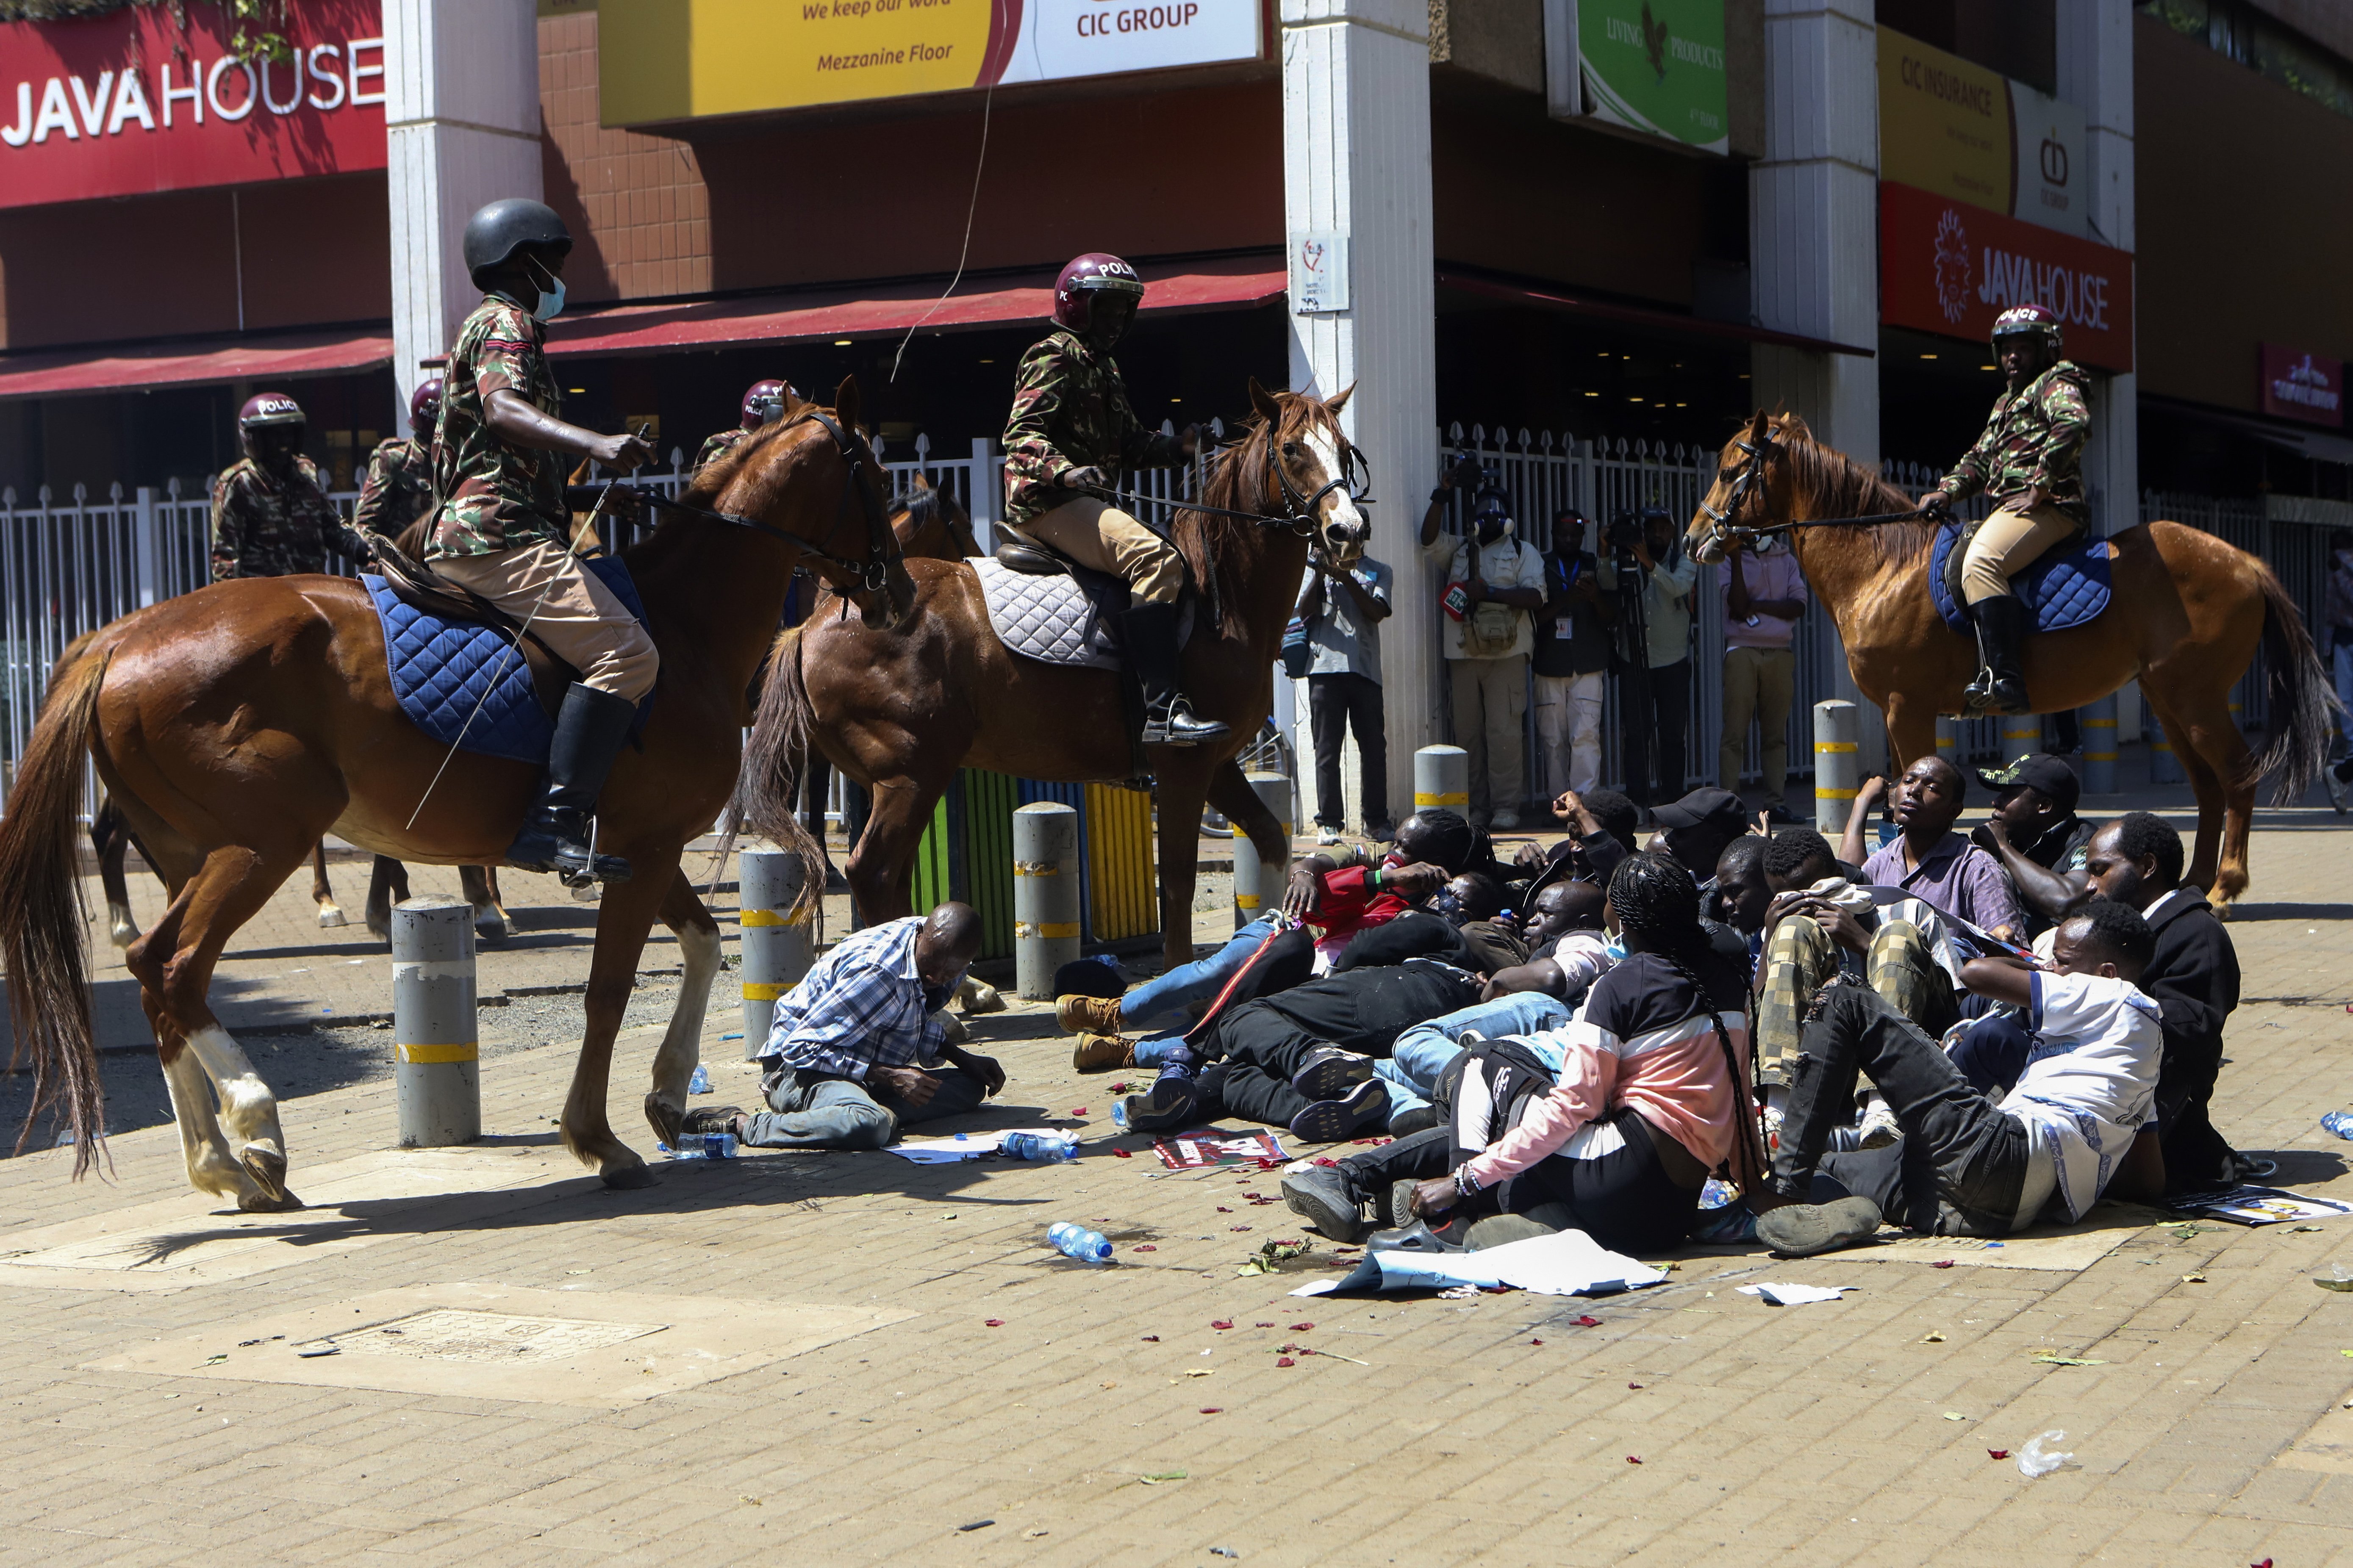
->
xmin=1685 ymin=412 xmax=2334 ymax=910
xmin=740 ymin=382 xmax=1368 ymax=969
xmin=0 ymin=384 xmax=910 ymax=1201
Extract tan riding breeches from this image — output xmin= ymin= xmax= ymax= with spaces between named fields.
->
xmin=1011 ymin=496 xmax=1185 ymax=604
xmin=433 ymin=540 xmax=661 ymax=701
xmin=1960 ymin=502 xmax=2081 ymax=605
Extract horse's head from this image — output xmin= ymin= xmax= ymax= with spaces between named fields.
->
xmin=1249 ymin=378 xmax=1369 ymax=565
xmin=714 ymin=377 xmax=916 ymax=629
xmin=1687 ymin=410 xmax=1788 ymax=565
xmin=891 ymin=473 xmax=982 ymax=562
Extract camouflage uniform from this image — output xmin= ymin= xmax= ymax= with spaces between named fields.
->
xmin=1001 ymin=327 xmax=1186 ymax=602
xmin=352 ymin=435 xmax=436 ymax=546
xmin=694 ymin=427 xmax=749 ymax=475
xmin=426 ymin=297 xmax=569 ymax=560
xmin=1936 ymin=360 xmax=2092 ymax=604
xmin=210 ymin=454 xmax=373 ymax=581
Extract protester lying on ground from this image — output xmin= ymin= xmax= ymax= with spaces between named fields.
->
xmin=1513 ymin=787 xmax=1642 ymax=888
xmin=1968 ymin=753 xmax=2095 ymax=936
xmin=1474 ymin=881 xmax=1611 ymax=1007
xmin=687 ymin=903 xmax=1003 ymax=1151
xmin=1749 ymin=899 xmax=2164 ymax=1258
xmin=1284 ymin=854 xmax=1760 ymax=1254
xmin=1643 ymin=786 xmax=1755 ymax=882
xmin=1840 ymin=757 xmax=2024 ymax=944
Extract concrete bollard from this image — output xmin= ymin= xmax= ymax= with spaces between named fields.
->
xmin=1232 ymin=770 xmax=1293 ymax=931
xmin=1013 ymin=801 xmax=1081 ymax=1000
xmin=392 ymin=895 xmax=479 ymax=1148
xmin=2150 ymin=729 xmax=2184 ymax=784
xmin=2002 ymin=714 xmax=2040 ymax=766
xmin=1413 ymin=745 xmax=1469 ymax=817
xmin=1812 ymin=700 xmax=1859 ymax=835
xmin=2081 ymin=694 xmax=2118 ymax=795
xmin=738 ymin=846 xmax=814 ymax=1061
xmin=1934 ymin=715 xmax=1958 ymax=772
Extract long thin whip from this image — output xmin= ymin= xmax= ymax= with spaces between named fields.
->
xmin=889 ymin=7 xmax=1002 ymax=385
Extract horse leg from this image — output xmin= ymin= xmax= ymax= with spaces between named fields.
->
xmin=561 ymin=845 xmax=683 ymax=1187
xmin=1153 ymin=753 xmax=1222 ymax=971
xmin=461 ymin=864 xmax=515 ymax=942
xmin=311 ymin=840 xmax=347 ymax=928
xmin=2149 ymin=681 xmax=2255 ymax=911
xmin=641 ymin=867 xmax=723 ymax=1149
xmin=92 ymin=802 xmax=140 ymax=950
xmin=845 ymin=776 xmax=944 ymax=924
xmin=364 ymin=856 xmax=410 ymax=942
xmin=1880 ymin=692 xmax=1939 ymax=777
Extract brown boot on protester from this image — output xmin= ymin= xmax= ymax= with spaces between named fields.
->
xmin=1057 ymin=992 xmax=1125 ymax=1036
xmin=1071 ymin=1033 xmax=1136 ymax=1072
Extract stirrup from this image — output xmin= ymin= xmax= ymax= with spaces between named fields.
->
xmin=1141 ymin=698 xmax=1229 ymax=748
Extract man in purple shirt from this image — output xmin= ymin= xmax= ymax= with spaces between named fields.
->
xmin=1842 ymin=756 xmax=2024 ymax=944
xmin=1717 ymin=535 xmax=1809 ymax=822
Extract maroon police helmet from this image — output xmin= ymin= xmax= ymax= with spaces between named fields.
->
xmin=1052 ymin=252 xmax=1145 ymax=332
xmin=409 ymin=377 xmax=444 ymax=438
xmin=741 ymin=378 xmax=791 ymax=429
xmin=1990 ymin=302 xmax=2064 ymax=356
xmin=238 ymin=391 xmax=305 ymax=430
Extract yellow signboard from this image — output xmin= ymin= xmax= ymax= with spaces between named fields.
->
xmin=1877 ymin=26 xmax=2011 ymax=214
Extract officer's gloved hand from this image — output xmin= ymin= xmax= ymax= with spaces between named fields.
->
xmin=1059 ymin=465 xmax=1109 ymax=494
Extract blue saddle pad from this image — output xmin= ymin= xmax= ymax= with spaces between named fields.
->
xmin=363 ymin=556 xmax=649 ymax=765
xmin=1928 ymin=523 xmax=2112 ymax=635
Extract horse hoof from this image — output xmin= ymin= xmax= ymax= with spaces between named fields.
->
xmin=317 ymin=904 xmax=348 ymax=929
xmin=960 ymin=979 xmax=1006 ymax=1017
xmin=644 ymin=1093 xmax=684 ymax=1149
xmin=241 ymin=1143 xmax=296 ymax=1205
xmin=237 ymin=1187 xmax=305 ymax=1213
xmin=601 ymin=1162 xmax=660 ymax=1190
xmin=108 ymin=907 xmax=140 ymax=949
xmin=475 ymin=912 xmax=511 ymax=943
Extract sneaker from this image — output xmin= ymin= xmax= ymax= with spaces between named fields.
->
xmin=2329 ymin=763 xmax=2350 ymax=815
xmin=680 ymin=1105 xmax=745 ymax=1137
xmin=1281 ymin=1165 xmax=1366 ymax=1241
xmin=1387 ymin=1177 xmax=1424 ymax=1230
xmin=1386 ymin=1103 xmax=1440 ymax=1137
xmin=1071 ymin=1033 xmax=1135 ymax=1073
xmin=1856 ymin=1100 xmax=1901 ymax=1151
xmin=1056 ymin=993 xmax=1125 ymax=1035
xmin=1113 ymin=1077 xmax=1197 ymax=1134
xmin=1466 ymin=1213 xmax=1557 ymax=1249
xmin=1754 ymin=1195 xmax=1884 ymax=1258
xmin=1289 ymin=1045 xmax=1375 ymax=1101
xmin=1365 ymin=821 xmax=1397 ymax=843
xmin=1289 ymin=1078 xmax=1388 ymax=1143
xmin=1367 ymin=1216 xmax=1469 ymax=1253
xmin=1316 ymin=825 xmax=1343 ymax=847
xmin=1491 ymin=809 xmax=1521 ymax=831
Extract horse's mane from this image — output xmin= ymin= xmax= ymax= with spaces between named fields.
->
xmin=1769 ymin=413 xmax=1939 ymax=567
xmin=1179 ymin=393 xmax=1335 ymax=640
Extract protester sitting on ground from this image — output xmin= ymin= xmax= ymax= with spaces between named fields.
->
xmin=1284 ymin=854 xmax=1758 ymax=1254
xmin=1513 ymin=787 xmax=1642 ymax=888
xmin=1751 ymin=899 xmax=2164 ymax=1257
xmin=1645 ymin=787 xmax=1755 ymax=883
xmin=1967 ymin=753 xmax=2095 ymax=936
xmin=1707 ymin=837 xmax=1774 ymax=955
xmin=1840 ymin=757 xmax=2024 ymax=943
xmin=687 ymin=904 xmax=1003 ymax=1151
xmin=1474 ymin=880 xmax=1612 ymax=1008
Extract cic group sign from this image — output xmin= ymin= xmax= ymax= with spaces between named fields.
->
xmin=599 ymin=0 xmax=1264 ymax=122
xmin=0 ymin=0 xmax=386 ymax=211
xmin=1880 ymin=181 xmax=2134 ymax=374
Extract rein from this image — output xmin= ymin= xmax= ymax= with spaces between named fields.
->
xmin=635 ymin=408 xmax=903 ymax=596
xmin=1698 ymin=418 xmax=1928 ymax=546
xmin=1084 ymin=427 xmax=1374 ymax=535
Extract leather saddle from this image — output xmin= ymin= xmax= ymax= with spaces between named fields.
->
xmin=369 ymin=539 xmax=581 ymax=719
xmin=993 ymin=537 xmax=1142 ymax=638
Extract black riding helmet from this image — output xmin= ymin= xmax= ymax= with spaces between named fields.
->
xmin=463 ymin=198 xmax=572 ymax=288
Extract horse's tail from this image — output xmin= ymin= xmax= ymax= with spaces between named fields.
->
xmin=0 ymin=642 xmax=109 ymax=1176
xmin=2248 ymin=559 xmax=2339 ymax=804
xmin=730 ymin=625 xmax=825 ymax=924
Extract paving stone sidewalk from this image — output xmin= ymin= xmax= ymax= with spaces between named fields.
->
xmin=1 ymin=798 xmax=2350 ymax=1565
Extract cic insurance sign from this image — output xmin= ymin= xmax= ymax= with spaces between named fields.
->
xmin=0 ymin=0 xmax=385 ymax=211
xmin=1880 ymin=180 xmax=2134 ymax=374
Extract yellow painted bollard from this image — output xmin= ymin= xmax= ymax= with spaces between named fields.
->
xmin=738 ymin=847 xmax=814 ymax=1061
xmin=1813 ymin=700 xmax=1858 ymax=835
xmin=2081 ymin=694 xmax=2117 ymax=794
xmin=1232 ymin=770 xmax=1293 ymax=931
xmin=2003 ymin=714 xmax=2040 ymax=766
xmin=1414 ymin=745 xmax=1469 ymax=816
xmin=393 ymin=895 xmax=478 ymax=1148
xmin=1014 ymin=802 xmax=1080 ymax=1000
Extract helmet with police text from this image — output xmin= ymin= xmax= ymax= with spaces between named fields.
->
xmin=462 ymin=198 xmax=572 ymax=287
xmin=1052 ymin=253 xmax=1146 ymax=333
xmin=237 ymin=392 xmax=305 ymax=464
xmin=1990 ymin=302 xmax=2063 ymax=356
xmin=741 ymin=379 xmax=791 ymax=429
xmin=408 ymin=377 xmax=444 ymax=439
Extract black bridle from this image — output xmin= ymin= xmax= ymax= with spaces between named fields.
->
xmin=1088 ymin=423 xmax=1374 ymax=543
xmin=1694 ymin=420 xmax=1926 ymax=551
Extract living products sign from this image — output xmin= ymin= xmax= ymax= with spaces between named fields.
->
xmin=1880 ymin=180 xmax=2133 ymax=374
xmin=599 ymin=0 xmax=1262 ymax=124
xmin=0 ymin=0 xmax=385 ymax=212
xmin=1576 ymin=0 xmax=1727 ymax=155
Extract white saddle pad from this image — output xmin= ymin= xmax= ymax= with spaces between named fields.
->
xmin=971 ymin=557 xmax=1193 ymax=671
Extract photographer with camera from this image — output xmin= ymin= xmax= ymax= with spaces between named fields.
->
xmin=1597 ymin=506 xmax=1698 ymax=807
xmin=1422 ymin=456 xmax=1546 ymax=829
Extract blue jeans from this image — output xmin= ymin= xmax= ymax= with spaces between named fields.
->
xmin=1375 ymin=992 xmax=1575 ymax=1117
xmin=740 ymin=1064 xmax=989 ymax=1150
xmin=1121 ymin=916 xmax=1278 ymax=1031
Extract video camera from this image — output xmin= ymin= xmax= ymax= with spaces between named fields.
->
xmin=1603 ymin=511 xmax=1648 ymax=554
xmin=1447 ymin=453 xmax=1498 ymax=494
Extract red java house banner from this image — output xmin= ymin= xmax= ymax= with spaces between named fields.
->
xmin=0 ymin=0 xmax=385 ymax=211
xmin=1880 ymin=179 xmax=2134 ymax=373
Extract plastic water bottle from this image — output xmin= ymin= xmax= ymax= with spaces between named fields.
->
xmin=1048 ymin=1222 xmax=1113 ymax=1263
xmin=667 ymin=1132 xmax=738 ymax=1161
xmin=1002 ymin=1132 xmax=1077 ymax=1163
xmin=688 ymin=1064 xmax=712 ymax=1095
xmin=2322 ymin=1110 xmax=2353 ymax=1142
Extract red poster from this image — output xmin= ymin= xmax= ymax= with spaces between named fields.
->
xmin=0 ymin=0 xmax=384 ymax=212
xmin=2259 ymin=343 xmax=2345 ymax=428
xmin=1880 ymin=180 xmax=2134 ymax=374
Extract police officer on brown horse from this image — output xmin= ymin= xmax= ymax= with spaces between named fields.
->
xmin=354 ymin=377 xmax=443 ymax=549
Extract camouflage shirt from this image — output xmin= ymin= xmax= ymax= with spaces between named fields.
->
xmin=427 ymin=297 xmax=569 ymax=559
xmin=210 ymin=455 xmax=371 ymax=581
xmin=695 ymin=427 xmax=750 ymax=475
xmin=1936 ymin=360 xmax=2093 ymax=523
xmin=1001 ymin=327 xmax=1182 ymax=530
xmin=352 ymin=435 xmax=436 ymax=543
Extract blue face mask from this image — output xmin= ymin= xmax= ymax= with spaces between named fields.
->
xmin=526 ymin=258 xmax=565 ymax=322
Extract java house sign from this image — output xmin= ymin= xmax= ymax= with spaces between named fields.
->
xmin=1880 ymin=180 xmax=2134 ymax=374
xmin=0 ymin=0 xmax=386 ymax=212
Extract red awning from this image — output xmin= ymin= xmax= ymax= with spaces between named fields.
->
xmin=1437 ymin=271 xmax=1876 ymax=358
xmin=0 ymin=327 xmax=394 ymax=401
xmin=544 ymin=259 xmax=1286 ymax=358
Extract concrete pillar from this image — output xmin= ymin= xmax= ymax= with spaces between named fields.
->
xmin=392 ymin=895 xmax=479 ymax=1148
xmin=385 ymin=0 xmax=544 ymax=422
xmin=737 ymin=846 xmax=814 ymax=1062
xmin=1231 ymin=772 xmax=1294 ymax=930
xmin=1751 ymin=0 xmax=1882 ymax=772
xmin=1413 ymin=745 xmax=1468 ymax=817
xmin=1013 ymin=802 xmax=1081 ymax=1000
xmin=1812 ymin=701 xmax=1858 ymax=836
xmin=2057 ymin=1 xmax=2137 ymax=542
xmin=1283 ymin=0 xmax=1437 ymax=823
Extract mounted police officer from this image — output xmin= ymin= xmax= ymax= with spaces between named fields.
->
xmin=426 ymin=197 xmax=656 ymax=887
xmin=353 ymin=377 xmax=442 ymax=546
xmin=1918 ymin=302 xmax=2091 ymax=716
xmin=696 ymin=378 xmax=792 ymax=474
xmin=210 ymin=391 xmax=378 ymax=581
xmin=1002 ymin=252 xmax=1224 ymax=746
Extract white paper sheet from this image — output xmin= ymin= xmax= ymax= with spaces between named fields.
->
xmin=1358 ymin=1229 xmax=1667 ymax=1297
xmin=1736 ymin=1281 xmax=1854 ymax=1305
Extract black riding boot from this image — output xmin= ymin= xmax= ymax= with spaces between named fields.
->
xmin=505 ymin=682 xmax=638 ymax=886
xmin=1962 ymin=595 xmax=2030 ymax=716
xmin=1119 ymin=603 xmax=1229 ymax=747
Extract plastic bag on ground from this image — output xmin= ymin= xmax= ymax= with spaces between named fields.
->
xmin=2016 ymin=1430 xmax=2073 ymax=1478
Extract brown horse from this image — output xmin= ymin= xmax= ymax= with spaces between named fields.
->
xmin=1685 ymin=412 xmax=2334 ymax=910
xmin=889 ymin=473 xmax=982 ymax=561
xmin=740 ymin=382 xmax=1367 ymax=969
xmin=0 ymin=384 xmax=910 ymax=1200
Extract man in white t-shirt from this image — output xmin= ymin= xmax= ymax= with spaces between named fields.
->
xmin=1421 ymin=466 xmax=1547 ymax=829
xmin=1753 ymin=899 xmax=2164 ymax=1256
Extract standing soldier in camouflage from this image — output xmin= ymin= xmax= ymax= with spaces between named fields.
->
xmin=1002 ymin=252 xmax=1224 ymax=746
xmin=353 ymin=377 xmax=443 ymax=554
xmin=426 ymin=197 xmax=656 ymax=886
xmin=1919 ymin=302 xmax=2092 ymax=716
xmin=210 ymin=392 xmax=379 ymax=581
xmin=696 ymin=378 xmax=792 ymax=474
